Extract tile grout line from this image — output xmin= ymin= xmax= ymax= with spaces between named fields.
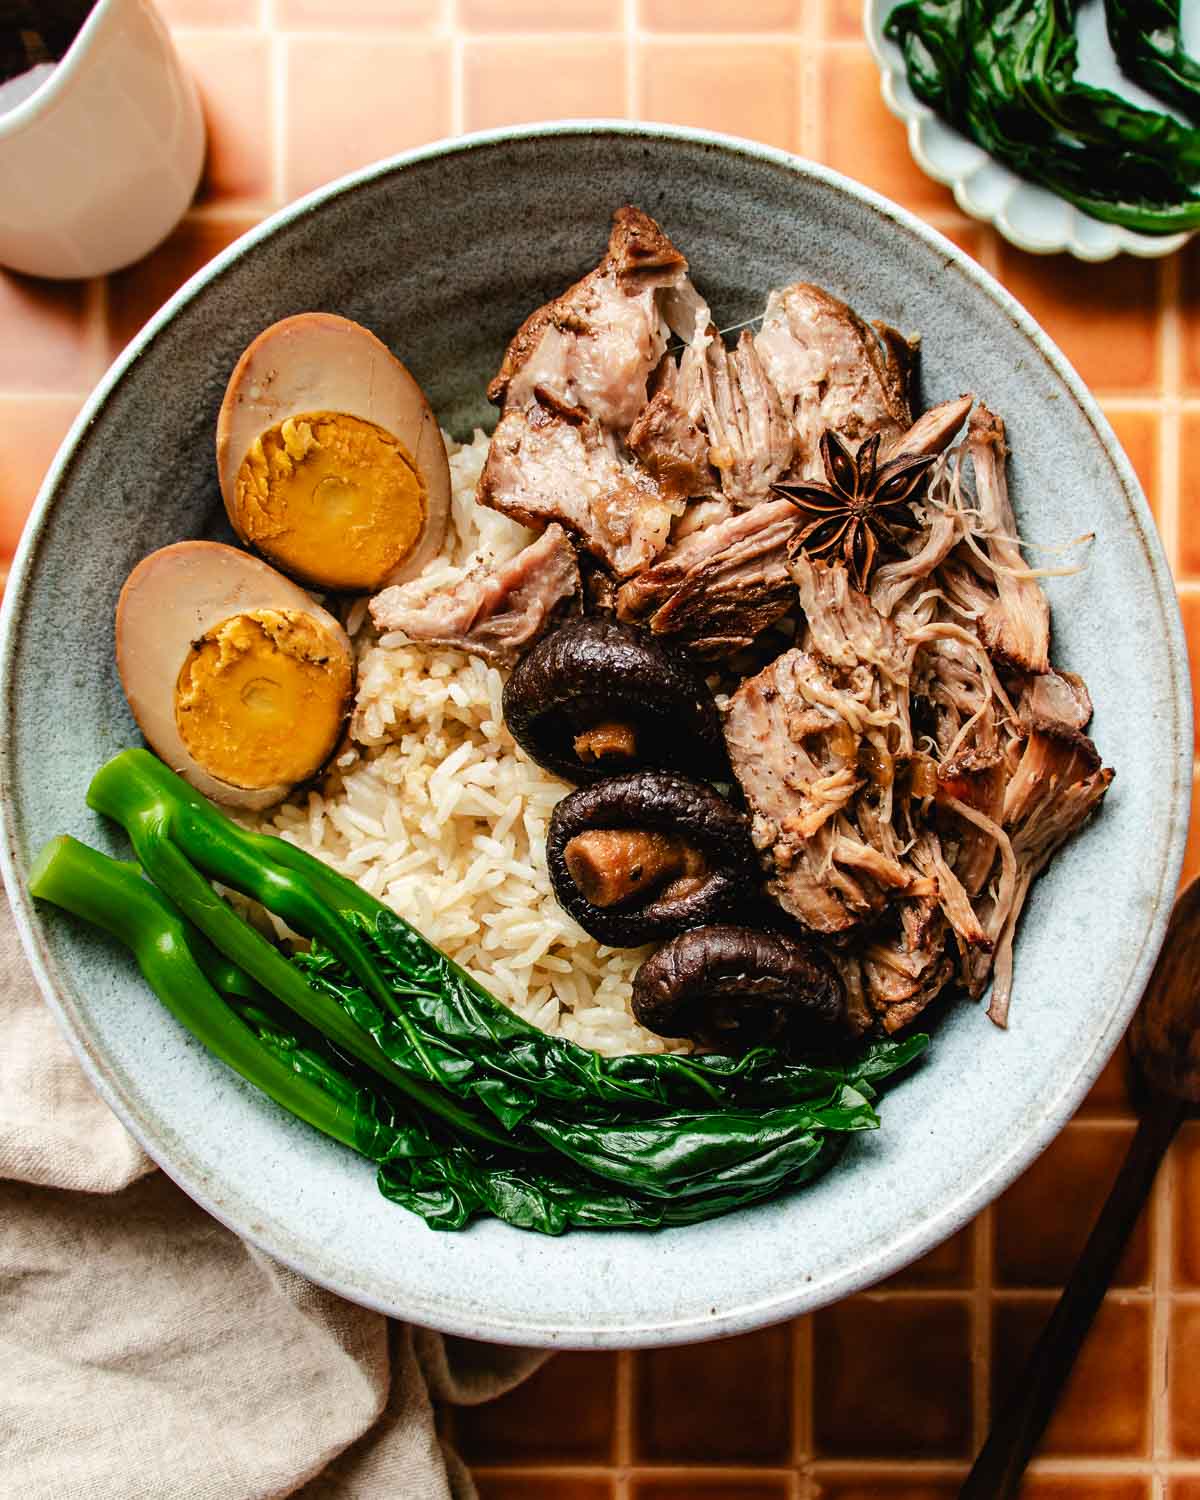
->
xmin=1159 ymin=252 xmax=1183 ymax=576
xmin=450 ymin=10 xmax=465 ymax=138
xmin=793 ymin=1312 xmax=814 ymax=1490
xmin=796 ymin=0 xmax=824 ymax=159
xmin=268 ymin=1 xmax=287 ymax=209
xmin=1151 ymin=1120 xmax=1177 ymax=1490
xmin=469 ymin=1455 xmax=1200 ymax=1478
xmin=84 ymin=276 xmax=108 ymax=378
xmin=971 ymin=1207 xmax=993 ymax=1457
xmin=623 ymin=0 xmax=638 ymax=117
xmin=614 ymin=1347 xmax=634 ymax=1499
xmin=798 ymin=9 xmax=822 ymax=160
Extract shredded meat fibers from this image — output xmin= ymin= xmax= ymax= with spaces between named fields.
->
xmin=723 ymin=405 xmax=1111 ymax=1031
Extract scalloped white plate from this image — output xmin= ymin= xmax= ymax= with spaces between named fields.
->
xmin=865 ymin=0 xmax=1198 ymax=260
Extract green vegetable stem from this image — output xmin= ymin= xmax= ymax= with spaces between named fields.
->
xmin=27 ymin=749 xmax=928 ymax=1234
xmin=26 ymin=836 xmax=400 ymax=1160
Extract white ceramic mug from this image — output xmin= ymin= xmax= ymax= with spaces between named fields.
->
xmin=0 ymin=0 xmax=205 ymax=279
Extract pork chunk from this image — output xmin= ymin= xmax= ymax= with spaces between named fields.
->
xmin=680 ymin=330 xmax=795 ymax=508
xmin=754 ymin=282 xmax=917 ymax=478
xmin=969 ymin=406 xmax=1051 ymax=674
xmin=479 ymin=400 xmax=684 ymax=577
xmin=487 ymin=205 xmax=688 ymax=432
xmin=369 ymin=522 xmax=579 ymax=666
xmin=625 ymin=356 xmax=716 ymax=501
xmin=615 ymin=498 xmax=799 ymax=655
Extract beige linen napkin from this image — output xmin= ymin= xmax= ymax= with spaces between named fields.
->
xmin=0 ymin=898 xmax=545 ymax=1499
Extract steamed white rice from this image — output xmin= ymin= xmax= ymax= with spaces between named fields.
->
xmin=255 ymin=431 xmax=677 ymax=1057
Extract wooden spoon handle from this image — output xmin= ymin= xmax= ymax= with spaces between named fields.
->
xmin=959 ymin=1091 xmax=1185 ymax=1500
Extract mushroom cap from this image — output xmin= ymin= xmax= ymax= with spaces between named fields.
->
xmin=215 ymin=313 xmax=450 ymax=586
xmin=115 ymin=539 xmax=353 ymax=810
xmin=546 ymin=770 xmax=756 ymax=946
xmin=502 ymin=617 xmax=726 ymax=786
xmin=632 ymin=924 xmax=847 ymax=1052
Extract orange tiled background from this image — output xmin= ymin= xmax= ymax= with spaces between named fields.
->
xmin=3 ymin=2 xmax=1199 ymax=1496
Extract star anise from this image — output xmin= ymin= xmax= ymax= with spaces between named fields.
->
xmin=771 ymin=429 xmax=938 ymax=593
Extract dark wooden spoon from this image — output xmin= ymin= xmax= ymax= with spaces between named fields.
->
xmin=959 ymin=877 xmax=1200 ymax=1500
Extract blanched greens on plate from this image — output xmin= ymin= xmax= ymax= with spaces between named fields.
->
xmin=885 ymin=0 xmax=1200 ymax=232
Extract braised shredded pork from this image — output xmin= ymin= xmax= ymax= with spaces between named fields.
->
xmin=456 ymin=205 xmax=1113 ymax=1034
xmin=369 ymin=522 xmax=579 ymax=666
xmin=724 ymin=404 xmax=1111 ymax=1031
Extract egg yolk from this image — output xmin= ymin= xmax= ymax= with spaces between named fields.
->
xmin=234 ymin=411 xmax=426 ymax=592
xmin=174 ymin=609 xmax=352 ymax=790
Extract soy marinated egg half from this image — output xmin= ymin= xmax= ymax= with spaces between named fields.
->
xmin=216 ymin=313 xmax=450 ymax=593
xmin=116 ymin=541 xmax=354 ymax=809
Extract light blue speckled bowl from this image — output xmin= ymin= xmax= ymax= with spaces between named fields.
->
xmin=0 ymin=124 xmax=1190 ymax=1348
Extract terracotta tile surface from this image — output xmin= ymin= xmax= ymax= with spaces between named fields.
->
xmin=277 ymin=0 xmax=443 ymax=24
xmin=106 ymin=216 xmax=259 ymax=356
xmin=174 ymin=32 xmax=274 ymax=205
xmin=632 ymin=1324 xmax=793 ymax=1463
xmin=154 ymin=0 xmax=259 ymax=24
xmin=639 ymin=0 xmax=807 ymax=29
xmin=812 ymin=1299 xmax=973 ymax=1457
xmin=474 ymin=1476 xmax=615 ymax=1500
xmin=824 ymin=0 xmax=871 ymax=38
xmin=0 ymin=396 xmax=83 ymax=557
xmin=630 ymin=1479 xmax=791 ymax=1499
xmin=637 ymin=42 xmax=799 ymax=152
xmin=459 ymin=0 xmax=621 ymax=28
xmin=283 ymin=39 xmax=451 ymax=200
xmin=931 ymin=221 xmax=991 ymax=268
xmin=3 ymin=7 xmax=1197 ymax=1496
xmin=814 ymin=1482 xmax=958 ymax=1500
xmin=992 ymin=1297 xmax=1151 ymax=1456
xmin=1182 ymin=770 xmax=1200 ymax=886
xmin=474 ymin=1479 xmax=614 ymax=1500
xmin=1103 ymin=406 xmax=1161 ymax=523
xmin=0 ymin=273 xmax=95 ymax=394
xmin=1079 ymin=1047 xmax=1136 ymax=1117
xmin=1178 ymin=411 xmax=1200 ymax=577
xmin=1172 ymin=1120 xmax=1200 ymax=1284
xmin=1020 ymin=1483 xmax=1149 ymax=1500
xmin=463 ymin=40 xmax=627 ymax=131
xmin=818 ymin=51 xmax=960 ymax=216
xmin=881 ymin=1224 xmax=973 ymax=1289
xmin=1180 ymin=590 xmax=1200 ymax=753
xmin=455 ymin=1351 xmax=617 ymax=1464
xmin=993 ymin=243 xmax=1160 ymax=393
xmin=992 ymin=1122 xmax=1150 ymax=1288
xmin=1173 ymin=1302 xmax=1200 ymax=1455
xmin=1182 ymin=238 xmax=1200 ymax=394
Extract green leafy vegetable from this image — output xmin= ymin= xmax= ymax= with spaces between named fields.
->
xmin=26 ymin=836 xmax=403 ymax=1161
xmin=1105 ymin=0 xmax=1200 ymax=122
xmin=28 ymin=749 xmax=928 ymax=1234
xmin=886 ymin=0 xmax=1200 ymax=232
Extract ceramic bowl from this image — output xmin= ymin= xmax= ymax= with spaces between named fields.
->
xmin=0 ymin=124 xmax=1189 ymax=1348
xmin=865 ymin=0 xmax=1197 ymax=261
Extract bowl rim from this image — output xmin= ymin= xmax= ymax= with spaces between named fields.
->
xmin=0 ymin=120 xmax=1190 ymax=1347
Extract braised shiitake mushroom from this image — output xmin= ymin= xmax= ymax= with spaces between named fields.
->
xmin=632 ymin=924 xmax=848 ymax=1053
xmin=502 ymin=617 xmax=725 ymax=786
xmin=546 ymin=770 xmax=755 ymax=946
